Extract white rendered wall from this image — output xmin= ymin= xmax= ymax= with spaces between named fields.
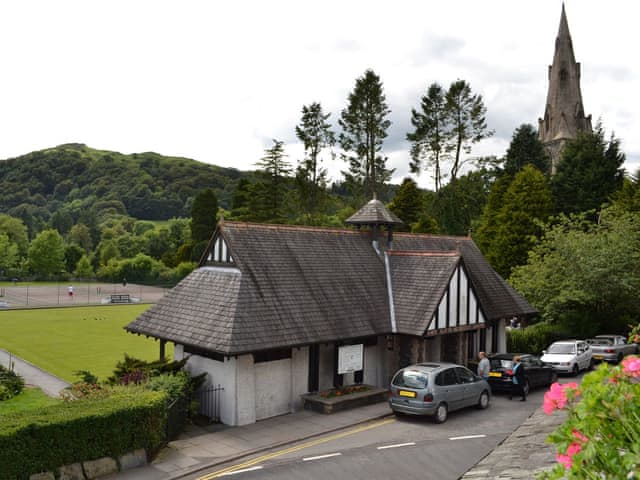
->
xmin=177 ymin=346 xmax=238 ymax=426
xmin=254 ymin=357 xmax=290 ymax=421
xmin=236 ymin=354 xmax=256 ymax=425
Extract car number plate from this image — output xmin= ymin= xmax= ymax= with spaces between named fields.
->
xmin=489 ymin=372 xmax=502 ymax=377
xmin=399 ymin=390 xmax=416 ymax=398
xmin=594 ymin=355 xmax=603 ymax=360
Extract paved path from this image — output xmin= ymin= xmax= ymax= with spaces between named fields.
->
xmin=0 ymin=348 xmax=70 ymax=398
xmin=105 ymin=398 xmax=566 ymax=480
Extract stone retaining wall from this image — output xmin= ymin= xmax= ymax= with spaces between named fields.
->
xmin=28 ymin=449 xmax=147 ymax=480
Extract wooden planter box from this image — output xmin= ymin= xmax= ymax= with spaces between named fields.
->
xmin=300 ymin=386 xmax=388 ymax=414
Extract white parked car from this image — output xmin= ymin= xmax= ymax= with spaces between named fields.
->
xmin=541 ymin=340 xmax=593 ymax=376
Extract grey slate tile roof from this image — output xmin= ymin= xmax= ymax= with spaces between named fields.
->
xmin=388 ymin=252 xmax=460 ymax=337
xmin=345 ymin=198 xmax=403 ymax=226
xmin=126 ymin=222 xmax=537 ymax=354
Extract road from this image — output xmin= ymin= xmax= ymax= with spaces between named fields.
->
xmin=187 ymin=386 xmax=554 ymax=480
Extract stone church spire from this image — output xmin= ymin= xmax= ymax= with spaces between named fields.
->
xmin=538 ymin=3 xmax=592 ymax=172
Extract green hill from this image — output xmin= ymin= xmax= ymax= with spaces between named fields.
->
xmin=0 ymin=144 xmax=253 ymax=226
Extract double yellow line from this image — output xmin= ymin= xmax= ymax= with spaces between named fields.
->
xmin=198 ymin=417 xmax=395 ymax=479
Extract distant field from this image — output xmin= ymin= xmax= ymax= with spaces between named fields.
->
xmin=0 ymin=305 xmax=173 ymax=383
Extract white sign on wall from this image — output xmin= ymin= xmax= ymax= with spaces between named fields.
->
xmin=338 ymin=344 xmax=363 ymax=374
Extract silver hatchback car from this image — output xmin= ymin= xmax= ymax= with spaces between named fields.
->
xmin=389 ymin=362 xmax=491 ymax=423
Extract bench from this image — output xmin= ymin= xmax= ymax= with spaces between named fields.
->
xmin=110 ymin=294 xmax=131 ymax=304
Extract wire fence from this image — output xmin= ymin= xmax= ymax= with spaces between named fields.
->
xmin=0 ymin=283 xmax=170 ymax=309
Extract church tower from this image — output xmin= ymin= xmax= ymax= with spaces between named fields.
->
xmin=538 ymin=4 xmax=592 ymax=172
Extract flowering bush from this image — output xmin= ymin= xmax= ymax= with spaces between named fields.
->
xmin=539 ymin=356 xmax=640 ymax=478
xmin=628 ymin=323 xmax=640 ymax=346
xmin=318 ymin=384 xmax=370 ymax=398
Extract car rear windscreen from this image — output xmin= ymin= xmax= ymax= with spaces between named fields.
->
xmin=392 ymin=370 xmax=428 ymax=389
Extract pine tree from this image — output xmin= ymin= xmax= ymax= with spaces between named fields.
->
xmin=252 ymin=139 xmax=292 ymax=222
xmin=407 ymin=83 xmax=451 ymax=191
xmin=339 ymin=69 xmax=392 ymax=200
xmin=295 ymin=102 xmax=335 ymax=216
xmin=503 ymin=124 xmax=550 ymax=177
xmin=551 ymin=123 xmax=625 ymax=215
xmin=445 ymin=80 xmax=493 ymax=182
xmin=389 ymin=178 xmax=424 ymax=230
xmin=190 ymin=189 xmax=218 ymax=244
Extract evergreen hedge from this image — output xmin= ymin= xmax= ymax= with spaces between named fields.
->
xmin=507 ymin=321 xmax=570 ymax=355
xmin=0 ymin=390 xmax=167 ymax=480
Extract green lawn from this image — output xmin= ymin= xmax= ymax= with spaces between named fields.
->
xmin=0 ymin=387 xmax=61 ymax=415
xmin=0 ymin=305 xmax=172 ymax=383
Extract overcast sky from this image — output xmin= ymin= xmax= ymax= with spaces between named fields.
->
xmin=1 ymin=0 xmax=638 ymax=189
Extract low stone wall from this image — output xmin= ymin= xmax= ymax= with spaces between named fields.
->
xmin=28 ymin=449 xmax=147 ymax=480
xmin=300 ymin=386 xmax=388 ymax=414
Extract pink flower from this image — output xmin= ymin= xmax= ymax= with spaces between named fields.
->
xmin=572 ymin=429 xmax=588 ymax=443
xmin=556 ymin=453 xmax=573 ymax=469
xmin=543 ymin=382 xmax=580 ymax=414
xmin=621 ymin=355 xmax=640 ymax=378
xmin=556 ymin=442 xmax=582 ymax=469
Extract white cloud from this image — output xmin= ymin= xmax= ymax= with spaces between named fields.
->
xmin=0 ymin=0 xmax=638 ymax=189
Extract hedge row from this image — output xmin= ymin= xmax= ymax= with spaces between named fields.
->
xmin=0 ymin=390 xmax=167 ymax=480
xmin=507 ymin=321 xmax=570 ymax=355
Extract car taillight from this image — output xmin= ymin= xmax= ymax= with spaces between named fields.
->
xmin=423 ymin=393 xmax=433 ymax=402
xmin=605 ymin=349 xmax=614 ymax=353
xmin=505 ymin=369 xmax=513 ymax=375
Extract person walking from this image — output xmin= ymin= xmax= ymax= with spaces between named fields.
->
xmin=477 ymin=351 xmax=490 ymax=380
xmin=510 ymin=355 xmax=527 ymax=401
xmin=67 ymin=285 xmax=74 ymax=299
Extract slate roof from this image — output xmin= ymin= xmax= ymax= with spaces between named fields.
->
xmin=128 ymin=223 xmax=389 ymax=355
xmin=126 ymin=222 xmax=537 ymax=355
xmin=388 ymin=252 xmax=460 ymax=337
xmin=346 ymin=198 xmax=403 ymax=226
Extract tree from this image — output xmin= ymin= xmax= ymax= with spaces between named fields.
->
xmin=28 ymin=229 xmax=66 ymax=278
xmin=502 ymin=124 xmax=550 ymax=177
xmin=0 ymin=234 xmax=19 ymax=277
xmin=488 ymin=165 xmax=554 ymax=277
xmin=0 ymin=214 xmax=29 ymax=255
xmin=190 ymin=189 xmax=218 ymax=243
xmin=67 ymin=223 xmax=94 ymax=252
xmin=230 ymin=178 xmax=252 ymax=220
xmin=474 ymin=174 xmax=513 ymax=255
xmin=64 ymin=244 xmax=85 ymax=274
xmin=551 ymin=123 xmax=625 ymax=215
xmin=388 ymin=178 xmax=424 ymax=230
xmin=430 ymin=169 xmax=492 ymax=236
xmin=251 ymin=139 xmax=292 ymax=222
xmin=510 ymin=209 xmax=640 ymax=337
xmin=407 ymin=83 xmax=451 ymax=191
xmin=445 ymin=80 xmax=493 ymax=182
xmin=339 ymin=69 xmax=392 ymax=199
xmin=610 ymin=169 xmax=640 ymax=213
xmin=295 ymin=102 xmax=335 ymax=217
xmin=74 ymin=254 xmax=95 ymax=278
xmin=295 ymin=102 xmax=335 ymax=214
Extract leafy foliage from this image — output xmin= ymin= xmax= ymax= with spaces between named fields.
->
xmin=251 ymin=140 xmax=293 ymax=222
xmin=503 ymin=124 xmax=550 ymax=177
xmin=510 ymin=209 xmax=640 ymax=337
xmin=0 ymin=365 xmax=25 ymax=401
xmin=507 ymin=322 xmax=570 ymax=355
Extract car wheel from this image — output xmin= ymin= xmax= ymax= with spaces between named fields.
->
xmin=572 ymin=364 xmax=579 ymax=376
xmin=477 ymin=390 xmax=490 ymax=409
xmin=433 ymin=403 xmax=448 ymax=424
xmin=523 ymin=379 xmax=530 ymax=396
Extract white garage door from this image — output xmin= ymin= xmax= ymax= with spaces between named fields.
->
xmin=255 ymin=358 xmax=291 ymax=420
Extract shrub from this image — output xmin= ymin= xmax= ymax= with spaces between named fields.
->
xmin=0 ymin=390 xmax=167 ymax=479
xmin=0 ymin=365 xmax=25 ymax=401
xmin=539 ymin=357 xmax=640 ymax=478
xmin=507 ymin=321 xmax=569 ymax=354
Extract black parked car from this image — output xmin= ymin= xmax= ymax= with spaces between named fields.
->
xmin=487 ymin=353 xmax=557 ymax=395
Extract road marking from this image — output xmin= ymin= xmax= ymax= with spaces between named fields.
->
xmin=197 ymin=418 xmax=395 ymax=479
xmin=377 ymin=442 xmax=416 ymax=450
xmin=220 ymin=466 xmax=263 ymax=476
xmin=449 ymin=434 xmax=487 ymax=441
xmin=303 ymin=452 xmax=342 ymax=461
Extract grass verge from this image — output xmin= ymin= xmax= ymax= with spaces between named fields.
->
xmin=0 ymin=387 xmax=61 ymax=415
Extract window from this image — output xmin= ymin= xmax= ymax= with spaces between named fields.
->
xmin=455 ymin=367 xmax=475 ymax=384
xmin=253 ymin=348 xmax=291 ymax=363
xmin=392 ymin=369 xmax=428 ymax=389
xmin=435 ymin=368 xmax=458 ymax=386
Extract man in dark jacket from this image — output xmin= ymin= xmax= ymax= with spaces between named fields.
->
xmin=510 ymin=356 xmax=527 ymax=401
